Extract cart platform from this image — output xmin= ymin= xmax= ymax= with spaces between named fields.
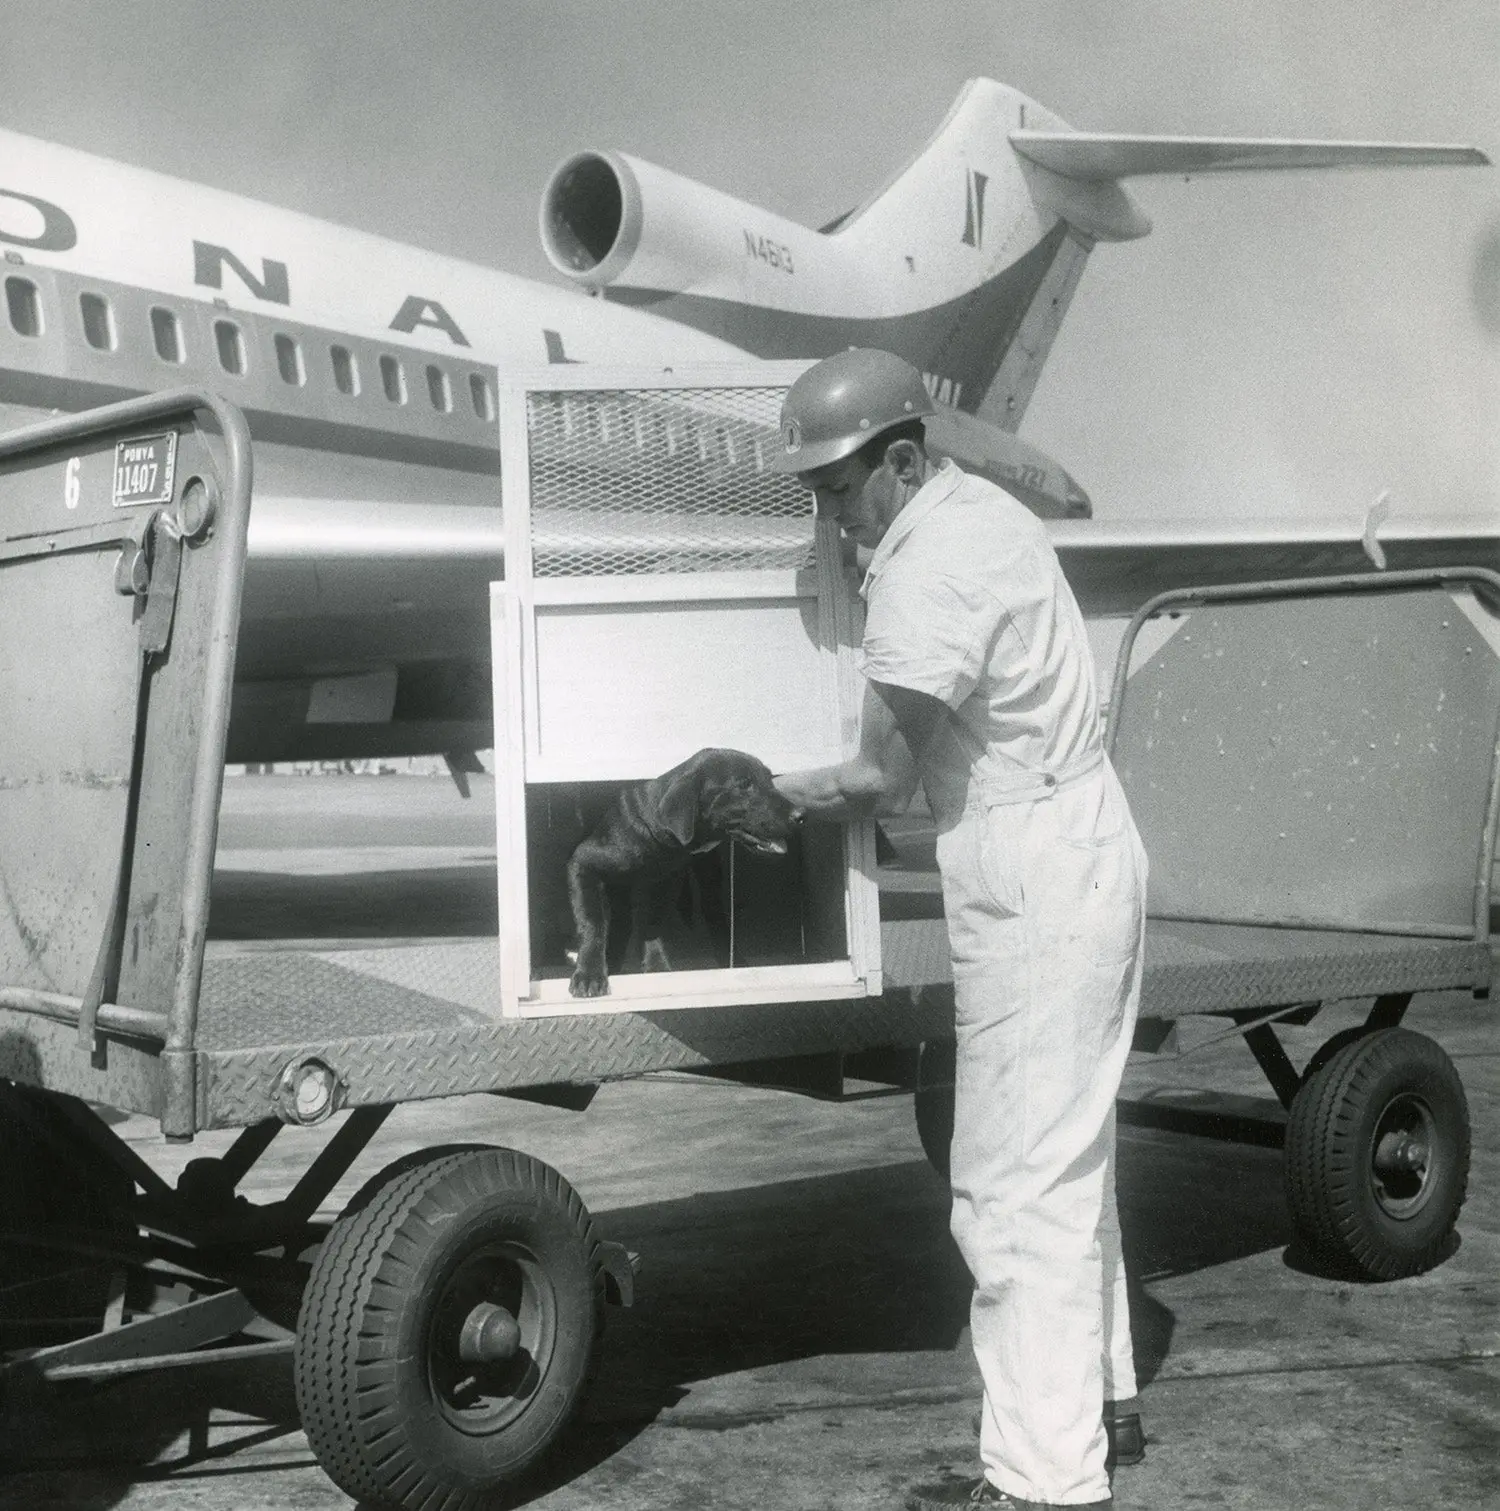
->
xmin=187 ymin=563 xmax=1500 ymax=1126
xmin=882 ymin=912 xmax=1492 ymax=1008
xmin=183 ymin=906 xmax=1488 ymax=1125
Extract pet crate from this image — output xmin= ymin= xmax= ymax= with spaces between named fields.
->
xmin=491 ymin=365 xmax=882 ymax=1018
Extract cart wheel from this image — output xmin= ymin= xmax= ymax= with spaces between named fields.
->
xmin=295 ymin=1146 xmax=605 ymax=1510
xmin=1297 ymin=1024 xmax=1373 ymax=1086
xmin=339 ymin=1143 xmax=500 ymax=1220
xmin=914 ymin=1041 xmax=956 ymax=1181
xmin=1285 ymin=1028 xmax=1469 ymax=1280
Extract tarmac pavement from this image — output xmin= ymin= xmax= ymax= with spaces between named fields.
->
xmin=1 ymin=776 xmax=1495 ymax=1509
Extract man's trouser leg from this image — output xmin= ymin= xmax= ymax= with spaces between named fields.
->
xmin=941 ymin=773 xmax=1145 ymax=1505
xmin=1101 ymin=1124 xmax=1137 ymax=1406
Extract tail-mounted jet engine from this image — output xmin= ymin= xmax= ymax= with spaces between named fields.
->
xmin=540 ymin=149 xmax=832 ymax=296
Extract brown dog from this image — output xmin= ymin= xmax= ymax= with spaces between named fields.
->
xmin=566 ymin=748 xmax=798 ymax=997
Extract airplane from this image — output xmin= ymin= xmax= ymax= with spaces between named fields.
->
xmin=0 ymin=78 xmax=1493 ymax=765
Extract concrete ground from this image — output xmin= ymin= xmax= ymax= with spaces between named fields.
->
xmin=2 ymin=776 xmax=1496 ymax=1510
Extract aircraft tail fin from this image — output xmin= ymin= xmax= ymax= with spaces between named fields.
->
xmin=818 ymin=80 xmax=1104 ymax=425
xmin=827 ymin=85 xmax=1489 ymax=425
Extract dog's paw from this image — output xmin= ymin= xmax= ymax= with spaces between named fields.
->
xmin=568 ymin=966 xmax=610 ymax=998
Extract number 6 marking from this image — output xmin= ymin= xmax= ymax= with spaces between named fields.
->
xmin=64 ymin=456 xmax=81 ymax=510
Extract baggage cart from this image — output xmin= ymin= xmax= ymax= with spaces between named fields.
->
xmin=1 ymin=382 xmax=1494 ymax=1508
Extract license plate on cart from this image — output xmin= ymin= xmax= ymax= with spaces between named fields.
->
xmin=112 ymin=431 xmax=177 ymax=507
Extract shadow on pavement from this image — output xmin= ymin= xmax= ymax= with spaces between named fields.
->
xmin=0 ymin=1121 xmax=1309 ymax=1504
xmin=0 ymin=1356 xmax=306 ymax=1509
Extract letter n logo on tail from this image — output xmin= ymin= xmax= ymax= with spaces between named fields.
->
xmin=961 ymin=170 xmax=988 ymax=249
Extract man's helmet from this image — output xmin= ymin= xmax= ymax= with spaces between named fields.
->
xmin=769 ymin=348 xmax=935 ymax=474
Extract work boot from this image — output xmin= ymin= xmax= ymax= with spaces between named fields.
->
xmin=904 ymin=1476 xmax=1111 ymax=1509
xmin=1103 ymin=1405 xmax=1145 ymax=1469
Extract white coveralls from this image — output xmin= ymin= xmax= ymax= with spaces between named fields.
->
xmin=859 ymin=462 xmax=1146 ymax=1506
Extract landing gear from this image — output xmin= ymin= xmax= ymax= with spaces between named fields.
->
xmin=296 ymin=1146 xmax=607 ymax=1510
xmin=1285 ymin=1028 xmax=1469 ymax=1280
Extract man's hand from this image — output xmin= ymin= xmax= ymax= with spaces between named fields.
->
xmin=774 ymin=680 xmax=942 ymax=821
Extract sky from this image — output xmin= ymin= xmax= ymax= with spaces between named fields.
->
xmin=3 ymin=0 xmax=1497 ymax=526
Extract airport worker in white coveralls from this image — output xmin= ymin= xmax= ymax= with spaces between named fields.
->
xmin=769 ymin=349 xmax=1147 ymax=1510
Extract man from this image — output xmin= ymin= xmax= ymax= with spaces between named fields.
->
xmin=770 ymin=349 xmax=1147 ymax=1510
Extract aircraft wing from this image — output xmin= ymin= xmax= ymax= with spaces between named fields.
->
xmin=224 ymin=496 xmax=1499 ymax=761
xmin=247 ymin=498 xmax=504 ymax=559
xmin=1010 ymin=132 xmax=1490 ymax=180
xmin=1048 ymin=515 xmax=1500 ymax=617
xmin=243 ymin=495 xmax=1500 ymax=625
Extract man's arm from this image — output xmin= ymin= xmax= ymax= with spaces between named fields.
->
xmin=774 ymin=679 xmax=945 ymax=820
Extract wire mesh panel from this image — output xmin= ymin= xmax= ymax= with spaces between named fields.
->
xmin=525 ymin=386 xmax=813 ymax=577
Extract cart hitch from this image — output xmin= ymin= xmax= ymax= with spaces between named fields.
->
xmin=597 ymin=1240 xmax=640 ymax=1308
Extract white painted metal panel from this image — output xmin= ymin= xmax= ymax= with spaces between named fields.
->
xmin=529 ymin=595 xmax=839 ymax=782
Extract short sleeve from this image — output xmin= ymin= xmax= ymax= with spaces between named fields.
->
xmin=858 ymin=571 xmax=1006 ymax=710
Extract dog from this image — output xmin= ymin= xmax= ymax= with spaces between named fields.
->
xmin=566 ymin=748 xmax=799 ymax=998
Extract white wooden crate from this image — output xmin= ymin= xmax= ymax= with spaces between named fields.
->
xmin=490 ymin=365 xmax=881 ymax=1019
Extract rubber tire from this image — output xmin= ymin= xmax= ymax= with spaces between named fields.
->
xmin=914 ymin=1040 xmax=956 ymax=1182
xmin=339 ymin=1143 xmax=501 ymax=1220
xmin=1285 ymin=1028 xmax=1469 ymax=1280
xmin=1298 ymin=1024 xmax=1375 ymax=1086
xmin=294 ymin=1146 xmax=604 ymax=1511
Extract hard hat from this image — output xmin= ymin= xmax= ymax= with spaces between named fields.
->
xmin=769 ymin=348 xmax=935 ymax=474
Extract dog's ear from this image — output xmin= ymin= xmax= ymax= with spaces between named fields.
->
xmin=655 ymin=754 xmax=708 ymax=846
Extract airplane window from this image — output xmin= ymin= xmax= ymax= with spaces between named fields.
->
xmin=214 ymin=319 xmax=247 ymax=376
xmin=150 ymin=306 xmax=184 ymax=363
xmin=275 ymin=333 xmax=305 ymax=386
xmin=380 ymin=354 xmax=407 ymax=404
xmin=5 ymin=277 xmax=43 ymax=338
xmin=79 ymin=292 xmax=116 ymax=351
xmin=426 ymin=364 xmax=452 ymax=413
xmin=470 ymin=373 xmax=495 ymax=422
xmin=330 ymin=344 xmax=360 ymax=396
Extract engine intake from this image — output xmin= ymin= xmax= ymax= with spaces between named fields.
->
xmin=540 ymin=146 xmax=821 ymax=297
xmin=540 ymin=151 xmax=642 ymax=285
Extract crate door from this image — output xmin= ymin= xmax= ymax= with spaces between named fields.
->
xmin=491 ymin=373 xmax=880 ymax=1017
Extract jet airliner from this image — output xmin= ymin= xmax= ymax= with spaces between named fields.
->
xmin=0 ymin=78 xmax=1492 ymax=762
